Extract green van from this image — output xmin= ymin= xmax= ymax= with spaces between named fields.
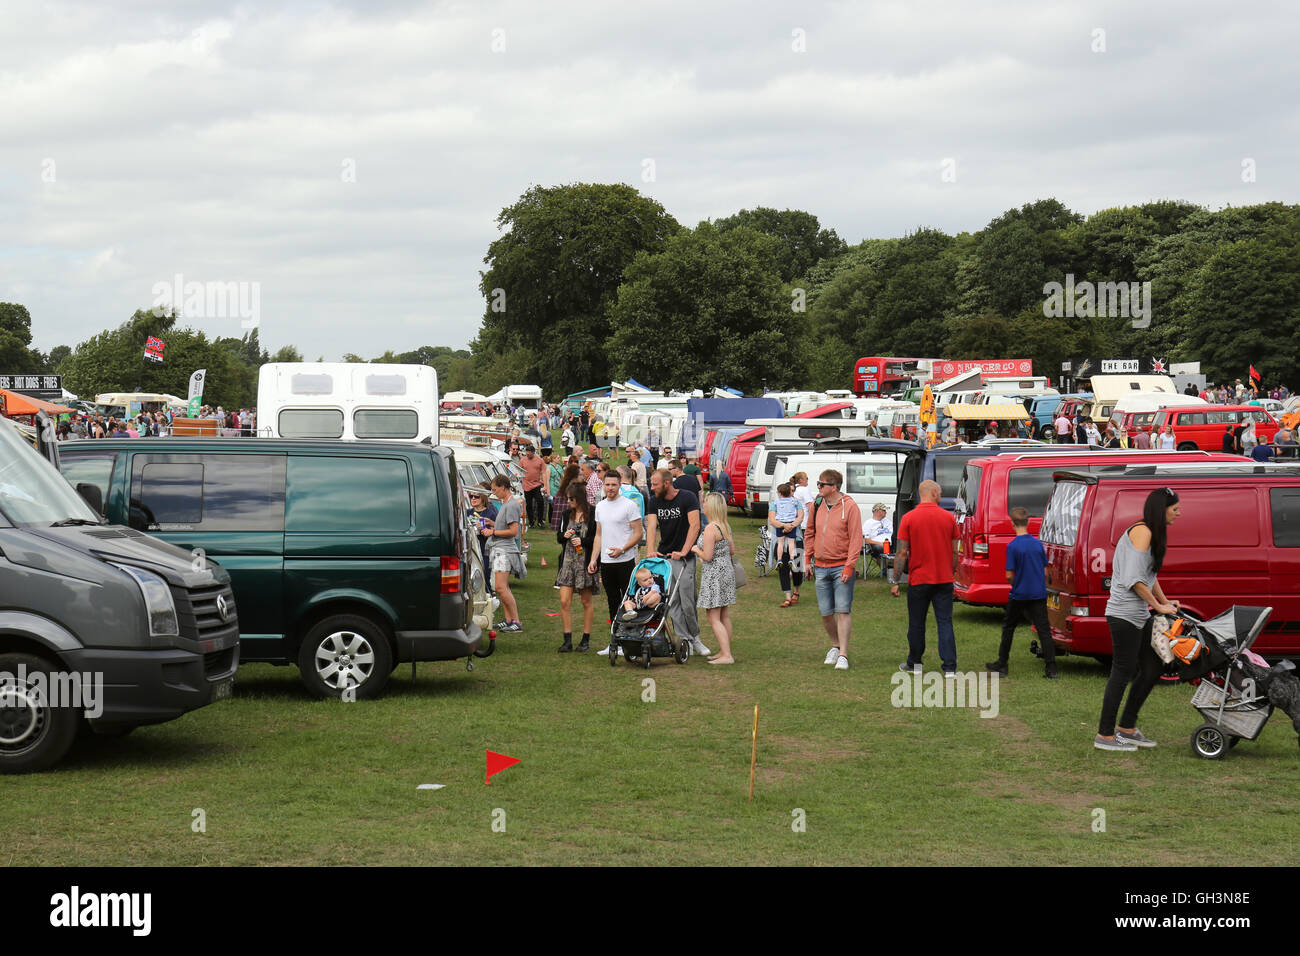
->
xmin=58 ymin=438 xmax=489 ymax=699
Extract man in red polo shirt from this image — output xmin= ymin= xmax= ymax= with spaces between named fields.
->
xmin=891 ymin=479 xmax=959 ymax=675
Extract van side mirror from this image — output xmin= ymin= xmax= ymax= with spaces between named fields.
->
xmin=76 ymin=483 xmax=104 ymax=515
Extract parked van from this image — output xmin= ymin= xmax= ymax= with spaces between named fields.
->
xmin=257 ymin=362 xmax=439 ymax=443
xmin=1153 ymin=405 xmax=1279 ymax=451
xmin=954 ymin=450 xmax=1243 ymax=606
xmin=1042 ymin=462 xmax=1300 ymax=658
xmin=741 ymin=419 xmax=877 ymax=516
xmin=924 ymin=441 xmax=1080 ymax=512
xmin=0 ymin=417 xmax=239 ymax=772
xmin=58 ymin=437 xmax=488 ymax=699
xmin=768 ymin=440 xmax=927 ymax=534
xmin=1107 ymin=393 xmax=1207 ymax=441
xmin=1082 ymin=374 xmax=1178 ymax=424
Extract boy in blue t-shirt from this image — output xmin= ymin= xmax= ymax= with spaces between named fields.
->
xmin=986 ymin=507 xmax=1059 ymax=680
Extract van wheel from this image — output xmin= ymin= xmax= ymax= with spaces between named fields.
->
xmin=1041 ymin=426 xmax=1055 ymax=442
xmin=1177 ymin=442 xmax=1197 ymax=452
xmin=0 ymin=653 xmax=80 ymax=774
xmin=297 ymin=615 xmax=393 ymax=700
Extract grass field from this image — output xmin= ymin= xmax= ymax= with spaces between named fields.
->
xmin=7 ymin=512 xmax=1300 ymax=866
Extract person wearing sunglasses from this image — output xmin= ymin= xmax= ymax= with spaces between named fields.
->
xmin=803 ymin=470 xmax=862 ymax=671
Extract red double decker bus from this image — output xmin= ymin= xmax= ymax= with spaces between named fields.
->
xmin=852 ymin=357 xmax=928 ymax=397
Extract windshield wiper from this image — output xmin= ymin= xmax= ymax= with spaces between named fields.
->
xmin=49 ymin=518 xmax=104 ymax=527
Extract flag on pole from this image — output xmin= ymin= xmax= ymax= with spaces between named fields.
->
xmin=1249 ymin=365 xmax=1261 ymax=382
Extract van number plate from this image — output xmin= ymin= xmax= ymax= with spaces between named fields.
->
xmin=212 ymin=678 xmax=235 ymax=702
xmin=1046 ymin=594 xmax=1060 ymax=610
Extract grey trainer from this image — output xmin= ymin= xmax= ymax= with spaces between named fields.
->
xmin=1115 ymin=728 xmax=1158 ymax=748
xmin=1094 ymin=734 xmax=1138 ymax=751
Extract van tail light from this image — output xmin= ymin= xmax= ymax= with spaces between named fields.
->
xmin=972 ymin=534 xmax=989 ymax=557
xmin=752 ymin=491 xmax=759 ymax=502
xmin=441 ymin=556 xmax=462 ymax=594
xmin=1069 ymin=603 xmax=1088 ymax=616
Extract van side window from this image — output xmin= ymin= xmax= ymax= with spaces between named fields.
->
xmin=354 ymin=409 xmax=418 ymax=439
xmin=61 ymin=453 xmax=116 ymax=508
xmin=1270 ymin=489 xmax=1300 ymax=547
xmin=1183 ymin=412 xmax=1207 ymax=426
xmin=131 ymin=454 xmax=286 ymax=532
xmin=287 ymin=457 xmax=412 ymax=532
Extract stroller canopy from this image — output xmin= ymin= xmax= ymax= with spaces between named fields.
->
xmin=1198 ymin=606 xmax=1273 ymax=656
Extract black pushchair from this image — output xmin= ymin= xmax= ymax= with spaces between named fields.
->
xmin=608 ymin=557 xmax=689 ymax=668
xmin=1156 ymin=606 xmax=1300 ymax=759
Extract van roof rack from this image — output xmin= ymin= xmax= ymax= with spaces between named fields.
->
xmin=1053 ymin=462 xmax=1300 ymax=483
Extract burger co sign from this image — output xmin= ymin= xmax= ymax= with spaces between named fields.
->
xmin=933 ymin=360 xmax=1033 ymax=379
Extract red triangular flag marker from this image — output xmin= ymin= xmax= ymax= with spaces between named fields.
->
xmin=485 ymin=749 xmax=520 ymax=785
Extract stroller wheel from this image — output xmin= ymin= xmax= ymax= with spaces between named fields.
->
xmin=675 ymin=639 xmax=689 ymax=664
xmin=609 ymin=643 xmax=619 ymax=667
xmin=643 ymin=643 xmax=653 ymax=669
xmin=1228 ymin=736 xmax=1241 ymax=749
xmin=1191 ymin=723 xmax=1227 ymax=760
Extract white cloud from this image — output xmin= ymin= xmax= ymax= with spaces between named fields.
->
xmin=0 ymin=0 xmax=1295 ymax=359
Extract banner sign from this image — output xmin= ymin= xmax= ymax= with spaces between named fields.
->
xmin=187 ymin=369 xmax=206 ymax=417
xmin=931 ymin=359 xmax=1034 ymax=380
xmin=0 ymin=374 xmax=62 ymax=402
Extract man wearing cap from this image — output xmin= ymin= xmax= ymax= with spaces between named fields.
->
xmin=862 ymin=503 xmax=893 ymax=578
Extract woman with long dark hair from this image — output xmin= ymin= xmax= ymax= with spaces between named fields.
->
xmin=1095 ymin=487 xmax=1181 ymax=751
xmin=555 ymin=488 xmax=599 ymax=653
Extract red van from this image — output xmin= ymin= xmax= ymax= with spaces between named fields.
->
xmin=1153 ymin=405 xmax=1278 ymax=451
xmin=1042 ymin=462 xmax=1300 ymax=659
xmin=954 ymin=450 xmax=1245 ymax=606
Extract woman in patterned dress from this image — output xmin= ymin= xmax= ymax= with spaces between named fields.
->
xmin=693 ymin=492 xmax=738 ymax=664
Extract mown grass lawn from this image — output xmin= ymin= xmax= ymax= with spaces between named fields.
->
xmin=6 ymin=513 xmax=1300 ymax=866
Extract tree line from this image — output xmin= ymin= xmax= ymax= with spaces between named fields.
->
xmin=8 ymin=187 xmax=1298 ymax=409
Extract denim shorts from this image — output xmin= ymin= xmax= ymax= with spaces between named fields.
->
xmin=814 ymin=564 xmax=856 ymax=616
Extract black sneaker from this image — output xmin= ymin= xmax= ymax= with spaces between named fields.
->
xmin=985 ymin=660 xmax=1008 ymax=677
xmin=899 ymin=662 xmax=921 ymax=673
xmin=1044 ymin=666 xmax=1060 ymax=680
xmin=576 ymin=637 xmax=590 ymax=652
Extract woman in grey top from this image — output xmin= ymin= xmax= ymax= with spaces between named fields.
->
xmin=1095 ymin=488 xmax=1181 ymax=751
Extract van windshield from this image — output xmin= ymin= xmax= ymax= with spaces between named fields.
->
xmin=0 ymin=422 xmax=102 ymax=526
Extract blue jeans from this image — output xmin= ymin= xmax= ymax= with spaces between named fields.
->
xmin=814 ymin=564 xmax=855 ymax=617
xmin=905 ymin=582 xmax=956 ymax=672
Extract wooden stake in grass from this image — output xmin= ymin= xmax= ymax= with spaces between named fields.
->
xmin=748 ymin=703 xmax=760 ymax=802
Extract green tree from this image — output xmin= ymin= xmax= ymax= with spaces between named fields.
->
xmin=607 ymin=222 xmax=799 ymax=392
xmin=270 ymin=345 xmax=304 ymax=363
xmin=476 ymin=183 xmax=680 ymax=395
xmin=715 ymin=207 xmax=846 ymax=283
xmin=0 ymin=303 xmax=36 ymax=372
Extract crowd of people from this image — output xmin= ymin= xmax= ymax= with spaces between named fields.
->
xmin=53 ymin=404 xmax=258 ymax=440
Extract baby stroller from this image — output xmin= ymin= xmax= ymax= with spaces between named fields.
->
xmin=755 ymin=524 xmax=772 ymax=577
xmin=608 ymin=557 xmax=688 ymax=668
xmin=1155 ymin=606 xmax=1300 ymax=759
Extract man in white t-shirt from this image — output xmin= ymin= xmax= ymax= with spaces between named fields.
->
xmin=591 ymin=473 xmax=643 ymax=654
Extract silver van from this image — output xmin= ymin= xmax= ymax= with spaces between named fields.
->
xmin=0 ymin=417 xmax=238 ymax=772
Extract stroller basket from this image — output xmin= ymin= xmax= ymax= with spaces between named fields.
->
xmin=1191 ymin=678 xmax=1271 ymax=740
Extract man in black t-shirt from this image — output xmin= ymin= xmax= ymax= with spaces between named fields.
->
xmin=646 ymin=469 xmax=707 ymax=656
xmin=668 ymin=459 xmax=698 ymax=494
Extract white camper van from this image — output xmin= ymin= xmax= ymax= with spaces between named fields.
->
xmin=256 ymin=362 xmax=439 ymax=442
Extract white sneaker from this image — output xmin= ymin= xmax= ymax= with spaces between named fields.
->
xmin=692 ymin=639 xmax=710 ymax=656
xmin=597 ymin=645 xmax=611 ymax=656
xmin=834 ymin=656 xmax=849 ymax=670
xmin=824 ymin=647 xmax=841 ymax=665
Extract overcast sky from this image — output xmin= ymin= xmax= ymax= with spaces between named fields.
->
xmin=2 ymin=0 xmax=1296 ymax=359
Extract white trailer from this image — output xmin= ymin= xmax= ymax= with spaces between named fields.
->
xmin=257 ymin=362 xmax=439 ymax=443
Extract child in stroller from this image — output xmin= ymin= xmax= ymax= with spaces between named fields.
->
xmin=609 ymin=557 xmax=688 ymax=668
xmin=619 ymin=566 xmax=662 ymax=622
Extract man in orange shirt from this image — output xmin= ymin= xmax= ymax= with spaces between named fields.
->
xmin=803 ymin=469 xmax=863 ymax=671
xmin=519 ymin=444 xmax=547 ymax=528
xmin=891 ymin=480 xmax=960 ymax=675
